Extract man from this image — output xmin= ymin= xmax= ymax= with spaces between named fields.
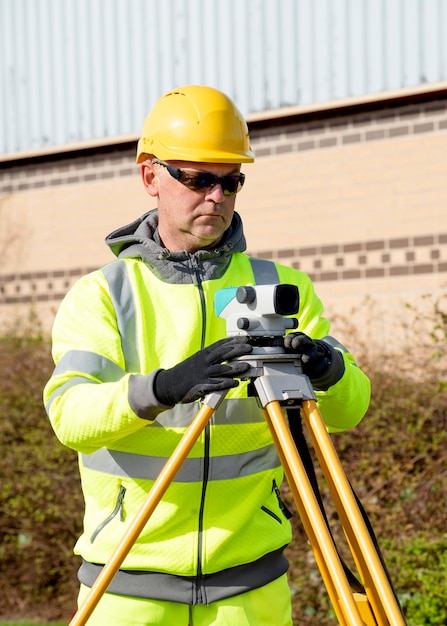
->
xmin=44 ymin=85 xmax=370 ymax=625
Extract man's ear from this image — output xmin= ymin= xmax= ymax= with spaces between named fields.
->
xmin=141 ymin=162 xmax=159 ymax=197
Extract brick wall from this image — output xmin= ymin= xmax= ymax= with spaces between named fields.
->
xmin=1 ymin=90 xmax=446 ymax=353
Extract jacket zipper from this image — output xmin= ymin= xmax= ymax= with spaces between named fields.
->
xmin=273 ymin=479 xmax=294 ymax=520
xmin=90 ymin=484 xmax=126 ymax=543
xmin=190 ymin=256 xmax=209 ymax=604
xmin=261 ymin=480 xmax=293 ymax=524
xmin=196 ymin=425 xmax=210 ymax=604
xmin=190 ymin=255 xmax=207 ymax=349
xmin=261 ymin=505 xmax=283 ymax=524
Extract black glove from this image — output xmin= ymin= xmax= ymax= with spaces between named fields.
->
xmin=154 ymin=336 xmax=253 ymax=405
xmin=283 ymin=332 xmax=344 ymax=390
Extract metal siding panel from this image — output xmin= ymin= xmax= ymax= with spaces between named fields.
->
xmin=184 ymin=0 xmax=200 ymax=87
xmin=65 ymin=0 xmax=81 ymax=143
xmin=247 ymin=0 xmax=266 ymax=111
xmin=421 ymin=0 xmax=441 ymax=83
xmin=144 ymin=1 xmax=163 ymax=105
xmin=366 ymin=0 xmax=385 ymax=93
xmin=331 ymin=0 xmax=349 ymax=101
xmin=172 ymin=0 xmax=191 ymax=90
xmin=128 ymin=0 xmax=150 ymax=128
xmin=25 ymin=0 xmax=40 ymax=149
xmin=214 ymin=1 xmax=235 ymax=97
xmin=78 ymin=0 xmax=95 ymax=141
xmin=10 ymin=0 xmax=28 ymax=151
xmin=94 ymin=0 xmax=110 ymax=139
xmin=280 ymin=0 xmax=300 ymax=107
xmin=231 ymin=0 xmax=251 ymax=113
xmin=314 ymin=0 xmax=332 ymax=103
xmin=442 ymin=0 xmax=447 ymax=76
xmin=296 ymin=0 xmax=314 ymax=105
xmin=402 ymin=0 xmax=422 ymax=86
xmin=50 ymin=0 xmax=67 ymax=146
xmin=158 ymin=0 xmax=177 ymax=89
xmin=200 ymin=0 xmax=216 ymax=88
xmin=102 ymin=0 xmax=119 ymax=137
xmin=2 ymin=0 xmax=447 ymax=156
xmin=347 ymin=0 xmax=367 ymax=96
xmin=0 ymin=0 xmax=15 ymax=153
xmin=114 ymin=0 xmax=132 ymax=134
xmin=263 ymin=1 xmax=282 ymax=109
xmin=37 ymin=0 xmax=55 ymax=149
xmin=383 ymin=0 xmax=403 ymax=91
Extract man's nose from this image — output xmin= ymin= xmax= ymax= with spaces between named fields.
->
xmin=205 ymin=184 xmax=225 ymax=202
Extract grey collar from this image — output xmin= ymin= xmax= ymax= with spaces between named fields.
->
xmin=105 ymin=209 xmax=247 ymax=284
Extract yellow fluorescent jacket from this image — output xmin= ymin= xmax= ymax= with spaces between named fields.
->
xmin=44 ymin=249 xmax=370 ymax=602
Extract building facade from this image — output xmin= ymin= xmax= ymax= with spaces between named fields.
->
xmin=1 ymin=84 xmax=446 ymax=355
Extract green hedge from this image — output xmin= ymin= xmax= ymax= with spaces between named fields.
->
xmin=1 ymin=314 xmax=446 ymax=624
xmin=0 ymin=332 xmax=82 ymax=622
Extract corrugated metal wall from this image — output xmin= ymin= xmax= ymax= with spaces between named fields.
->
xmin=1 ymin=0 xmax=447 ymax=157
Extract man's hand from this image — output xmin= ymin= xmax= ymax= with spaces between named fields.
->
xmin=154 ymin=336 xmax=253 ymax=405
xmin=283 ymin=332 xmax=344 ymax=389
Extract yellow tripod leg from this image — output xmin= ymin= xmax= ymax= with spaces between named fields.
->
xmin=264 ymin=400 xmax=366 ymax=626
xmin=69 ymin=398 xmax=222 ymax=626
xmin=301 ymin=399 xmax=406 ymax=626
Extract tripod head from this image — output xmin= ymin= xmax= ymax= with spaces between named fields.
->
xmin=214 ymin=284 xmax=299 ymax=348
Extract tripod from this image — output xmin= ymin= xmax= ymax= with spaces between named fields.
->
xmin=69 ymin=348 xmax=406 ymax=626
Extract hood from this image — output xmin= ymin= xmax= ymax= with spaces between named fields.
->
xmin=104 ymin=209 xmax=247 ymax=283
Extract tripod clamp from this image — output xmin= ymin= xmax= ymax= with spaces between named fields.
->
xmin=245 ymin=350 xmax=316 ymax=408
xmin=224 ymin=347 xmax=317 ymax=408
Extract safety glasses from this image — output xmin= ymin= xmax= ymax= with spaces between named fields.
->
xmin=152 ymin=159 xmax=245 ymax=196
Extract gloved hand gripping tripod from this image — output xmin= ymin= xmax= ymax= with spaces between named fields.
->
xmin=70 ymin=285 xmax=406 ymax=626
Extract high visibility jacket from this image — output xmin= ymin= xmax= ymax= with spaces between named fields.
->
xmin=44 ymin=210 xmax=370 ymax=604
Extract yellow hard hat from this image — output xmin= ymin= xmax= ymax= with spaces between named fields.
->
xmin=136 ymin=85 xmax=255 ymax=164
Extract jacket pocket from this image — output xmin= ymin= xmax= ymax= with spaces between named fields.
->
xmin=261 ymin=505 xmax=283 ymax=524
xmin=90 ymin=484 xmax=127 ymax=543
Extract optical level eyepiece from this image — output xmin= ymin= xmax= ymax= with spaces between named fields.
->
xmin=273 ymin=284 xmax=299 ymax=316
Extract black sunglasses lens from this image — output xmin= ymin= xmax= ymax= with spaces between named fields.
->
xmin=181 ymin=172 xmax=215 ymax=191
xmin=179 ymin=169 xmax=244 ymax=195
xmin=195 ymin=173 xmax=217 ymax=189
xmin=221 ymin=176 xmax=240 ymax=195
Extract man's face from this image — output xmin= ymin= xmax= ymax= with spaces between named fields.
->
xmin=141 ymin=160 xmax=241 ymax=253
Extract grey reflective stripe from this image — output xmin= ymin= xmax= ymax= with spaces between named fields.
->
xmin=53 ymin=350 xmax=125 ymax=381
xmin=46 ymin=351 xmax=125 ymax=412
xmin=322 ymin=335 xmax=349 ymax=353
xmin=45 ymin=375 xmax=97 ymax=413
xmin=214 ymin=396 xmax=268 ymax=425
xmin=249 ymin=258 xmax=280 ymax=285
xmin=153 ymin=397 xmax=267 ymax=429
xmin=103 ymin=261 xmax=141 ymax=372
xmin=81 ymin=443 xmax=280 ymax=482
